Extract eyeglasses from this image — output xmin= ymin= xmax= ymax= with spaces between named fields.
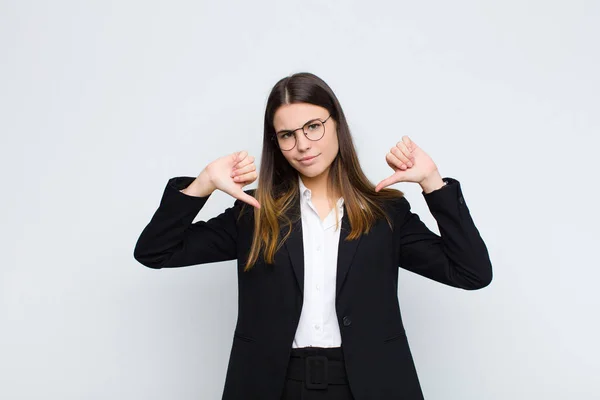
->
xmin=272 ymin=114 xmax=332 ymax=151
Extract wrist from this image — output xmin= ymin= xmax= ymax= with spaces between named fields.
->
xmin=419 ymin=172 xmax=445 ymax=194
xmin=180 ymin=170 xmax=216 ymax=197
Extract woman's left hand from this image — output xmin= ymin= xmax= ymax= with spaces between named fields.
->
xmin=375 ymin=136 xmax=439 ymax=192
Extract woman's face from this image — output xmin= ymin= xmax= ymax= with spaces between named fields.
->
xmin=272 ymin=102 xmax=339 ymax=180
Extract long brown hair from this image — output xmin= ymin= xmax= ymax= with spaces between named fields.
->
xmin=241 ymin=72 xmax=405 ymax=271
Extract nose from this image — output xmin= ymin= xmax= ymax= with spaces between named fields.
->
xmin=295 ymin=131 xmax=312 ymax=152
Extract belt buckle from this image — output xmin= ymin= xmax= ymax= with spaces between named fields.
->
xmin=305 ymin=355 xmax=328 ymax=390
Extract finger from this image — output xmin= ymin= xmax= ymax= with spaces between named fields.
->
xmin=402 ymin=135 xmax=416 ymax=152
xmin=394 ymin=142 xmax=414 ymax=165
xmin=233 ymin=155 xmax=255 ymax=171
xmin=399 ymin=138 xmax=415 ymax=157
xmin=233 ymin=150 xmax=248 ymax=166
xmin=235 ymin=190 xmax=261 ymax=209
xmin=386 ymin=152 xmax=408 ymax=170
xmin=390 ymin=147 xmax=411 ymax=168
xmin=233 ymin=171 xmax=258 ymax=183
xmin=232 ymin=163 xmax=256 ymax=178
xmin=232 ymin=151 xmax=241 ymax=162
xmin=375 ymin=175 xmax=397 ymax=192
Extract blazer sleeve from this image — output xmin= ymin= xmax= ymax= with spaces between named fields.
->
xmin=133 ymin=176 xmax=248 ymax=269
xmin=394 ymin=177 xmax=493 ymax=290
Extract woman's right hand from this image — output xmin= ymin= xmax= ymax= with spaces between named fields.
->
xmin=201 ymin=150 xmax=261 ymax=209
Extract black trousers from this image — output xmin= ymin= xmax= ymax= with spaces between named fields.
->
xmin=280 ymin=346 xmax=356 ymax=400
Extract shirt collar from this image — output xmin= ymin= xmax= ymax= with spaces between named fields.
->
xmin=298 ymin=174 xmax=311 ymax=200
xmin=298 ymin=175 xmax=345 ymax=210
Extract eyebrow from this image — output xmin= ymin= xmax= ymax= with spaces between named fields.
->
xmin=275 ymin=117 xmax=323 ymax=135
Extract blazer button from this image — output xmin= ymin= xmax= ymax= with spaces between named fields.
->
xmin=343 ymin=316 xmax=352 ymax=326
xmin=459 ymin=196 xmax=464 ymax=204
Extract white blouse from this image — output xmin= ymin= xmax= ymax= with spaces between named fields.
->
xmin=292 ymin=175 xmax=345 ymax=348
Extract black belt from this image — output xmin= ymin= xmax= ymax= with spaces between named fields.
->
xmin=285 ymin=347 xmax=349 ymax=389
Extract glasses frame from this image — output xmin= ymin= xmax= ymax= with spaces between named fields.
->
xmin=272 ymin=113 xmax=332 ymax=151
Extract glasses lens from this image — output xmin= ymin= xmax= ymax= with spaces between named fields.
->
xmin=304 ymin=120 xmax=324 ymax=141
xmin=277 ymin=131 xmax=296 ymax=151
xmin=276 ymin=119 xmax=326 ymax=151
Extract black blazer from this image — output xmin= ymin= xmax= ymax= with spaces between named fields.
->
xmin=133 ymin=176 xmax=492 ymax=400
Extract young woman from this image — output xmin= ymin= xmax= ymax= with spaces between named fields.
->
xmin=134 ymin=72 xmax=493 ymax=400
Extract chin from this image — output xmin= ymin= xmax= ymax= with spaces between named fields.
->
xmin=298 ymin=166 xmax=328 ymax=178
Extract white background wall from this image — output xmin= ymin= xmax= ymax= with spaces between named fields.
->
xmin=1 ymin=1 xmax=598 ymax=398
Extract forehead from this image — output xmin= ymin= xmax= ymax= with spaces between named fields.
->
xmin=273 ymin=103 xmax=329 ymax=131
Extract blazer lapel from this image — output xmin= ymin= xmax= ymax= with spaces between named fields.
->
xmin=284 ymin=211 xmax=304 ymax=294
xmin=335 ymin=205 xmax=362 ymax=298
xmin=284 ymin=200 xmax=362 ymax=299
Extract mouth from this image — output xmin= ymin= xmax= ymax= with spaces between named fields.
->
xmin=298 ymin=154 xmax=320 ymax=165
xmin=298 ymin=155 xmax=317 ymax=161
xmin=297 ymin=154 xmax=320 ymax=164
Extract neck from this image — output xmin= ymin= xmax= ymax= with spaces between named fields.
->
xmin=299 ymin=168 xmax=340 ymax=200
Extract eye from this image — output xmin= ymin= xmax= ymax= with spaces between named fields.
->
xmin=307 ymin=123 xmax=320 ymax=130
xmin=279 ymin=132 xmax=292 ymax=139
